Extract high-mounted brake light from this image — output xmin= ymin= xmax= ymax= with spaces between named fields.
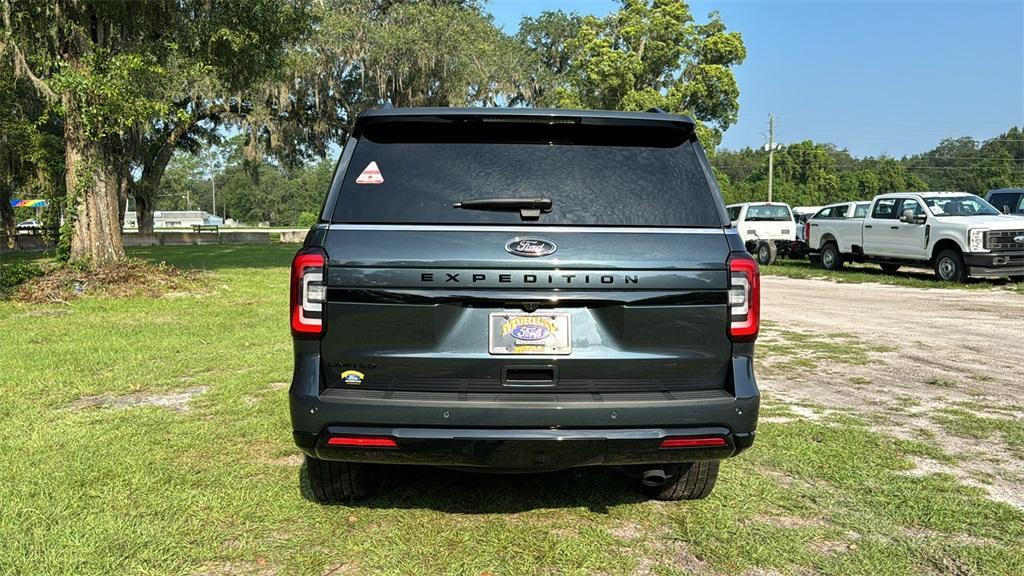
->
xmin=729 ymin=255 xmax=760 ymax=342
xmin=291 ymin=248 xmax=326 ymax=335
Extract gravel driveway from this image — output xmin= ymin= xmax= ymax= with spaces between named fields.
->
xmin=757 ymin=276 xmax=1024 ymax=509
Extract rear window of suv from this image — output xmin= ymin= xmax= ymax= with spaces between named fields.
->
xmin=331 ymin=119 xmax=722 ymax=227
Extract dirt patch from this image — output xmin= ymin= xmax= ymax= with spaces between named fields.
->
xmin=748 ymin=515 xmax=829 ymax=529
xmin=68 ymin=386 xmax=208 ymax=413
xmin=266 ymin=455 xmax=303 ymax=467
xmin=758 ymin=276 xmax=1024 ymax=510
xmin=12 ymin=259 xmax=206 ymax=303
xmin=193 ymin=560 xmax=275 ymax=576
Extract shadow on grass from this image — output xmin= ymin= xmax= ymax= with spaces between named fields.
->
xmin=299 ymin=462 xmax=646 ymax=513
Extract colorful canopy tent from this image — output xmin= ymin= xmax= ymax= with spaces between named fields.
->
xmin=10 ymin=199 xmax=48 ymax=208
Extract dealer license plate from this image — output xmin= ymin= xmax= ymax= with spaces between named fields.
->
xmin=488 ymin=312 xmax=571 ymax=355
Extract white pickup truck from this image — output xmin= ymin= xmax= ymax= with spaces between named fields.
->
xmin=726 ymin=202 xmax=797 ymax=265
xmin=807 ymin=192 xmax=1024 ymax=282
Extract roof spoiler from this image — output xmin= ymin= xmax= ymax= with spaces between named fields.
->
xmin=353 ymin=107 xmax=696 ymax=137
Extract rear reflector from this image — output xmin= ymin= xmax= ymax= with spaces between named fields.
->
xmin=325 ymin=436 xmax=398 ymax=448
xmin=660 ymin=436 xmax=728 ymax=448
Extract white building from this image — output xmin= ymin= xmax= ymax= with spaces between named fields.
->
xmin=124 ymin=211 xmax=224 ymax=229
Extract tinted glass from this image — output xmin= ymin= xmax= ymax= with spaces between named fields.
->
xmin=727 ymin=206 xmax=741 ymax=221
xmin=853 ymin=203 xmax=870 ymax=218
xmin=989 ymin=193 xmax=1024 ymax=214
xmin=744 ymin=205 xmax=792 ymax=221
xmin=872 ymin=198 xmax=899 ymax=219
xmin=814 ymin=207 xmax=832 ymax=219
xmin=332 ymin=121 xmax=721 ymax=227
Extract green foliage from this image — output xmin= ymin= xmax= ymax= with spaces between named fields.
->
xmin=50 ymin=51 xmax=169 ymax=139
xmin=296 ymin=211 xmax=318 ymax=228
xmin=533 ymin=1 xmax=746 ymax=148
xmin=716 ymin=140 xmax=937 ymax=207
xmin=904 ymin=128 xmax=1024 ymax=195
xmin=0 ymin=261 xmax=45 ymax=293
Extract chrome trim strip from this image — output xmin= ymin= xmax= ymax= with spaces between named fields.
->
xmin=326 ymin=224 xmax=726 ymax=235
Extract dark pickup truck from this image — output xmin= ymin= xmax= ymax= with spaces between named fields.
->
xmin=290 ymin=108 xmax=760 ymax=502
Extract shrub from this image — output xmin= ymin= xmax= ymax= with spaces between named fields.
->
xmin=297 ymin=211 xmax=318 ymax=228
xmin=0 ymin=262 xmax=47 ymax=294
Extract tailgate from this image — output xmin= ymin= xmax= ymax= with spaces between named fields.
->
xmin=319 ymin=227 xmax=732 ymax=394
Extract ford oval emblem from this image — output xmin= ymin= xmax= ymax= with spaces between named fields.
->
xmin=1015 ymin=235 xmax=1024 ymax=243
xmin=505 ymin=237 xmax=557 ymax=257
xmin=510 ymin=324 xmax=551 ymax=341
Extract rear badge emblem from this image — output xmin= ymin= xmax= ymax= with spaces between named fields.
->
xmin=505 ymin=237 xmax=557 ymax=257
xmin=341 ymin=370 xmax=364 ymax=385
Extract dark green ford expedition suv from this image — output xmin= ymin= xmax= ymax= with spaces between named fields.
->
xmin=290 ymin=108 xmax=760 ymax=502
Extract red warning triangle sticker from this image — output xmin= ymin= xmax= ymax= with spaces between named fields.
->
xmin=355 ymin=161 xmax=384 ymax=184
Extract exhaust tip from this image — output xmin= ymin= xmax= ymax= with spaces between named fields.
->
xmin=642 ymin=468 xmax=668 ymax=487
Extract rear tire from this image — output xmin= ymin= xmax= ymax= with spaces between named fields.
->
xmin=642 ymin=461 xmax=720 ymax=501
xmin=755 ymin=241 xmax=778 ymax=266
xmin=934 ymin=249 xmax=966 ymax=283
xmin=305 ymin=456 xmax=378 ymax=503
xmin=820 ymin=242 xmax=844 ymax=271
xmin=1009 ymin=276 xmax=1024 ymax=283
xmin=879 ymin=263 xmax=901 ymax=273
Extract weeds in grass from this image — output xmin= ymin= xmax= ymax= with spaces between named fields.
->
xmin=925 ymin=377 xmax=958 ymax=389
xmin=758 ymin=329 xmax=892 ymax=374
xmin=933 ymin=408 xmax=1024 ymax=459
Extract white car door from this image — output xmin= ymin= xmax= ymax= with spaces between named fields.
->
xmin=889 ymin=198 xmax=929 ymax=258
xmin=863 ymin=197 xmax=902 ymax=256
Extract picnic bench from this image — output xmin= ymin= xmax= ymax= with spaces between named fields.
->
xmin=192 ymin=224 xmax=219 ymax=234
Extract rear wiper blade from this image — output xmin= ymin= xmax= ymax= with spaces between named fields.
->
xmin=453 ymin=197 xmax=553 ymax=220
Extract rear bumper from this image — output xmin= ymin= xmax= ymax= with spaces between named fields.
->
xmin=965 ymin=252 xmax=1024 ymax=277
xmin=295 ymin=426 xmax=754 ymax=470
xmin=290 ymin=354 xmax=759 ymax=470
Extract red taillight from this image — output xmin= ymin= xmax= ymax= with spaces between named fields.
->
xmin=291 ymin=248 xmax=326 ymax=335
xmin=729 ymin=254 xmax=760 ymax=342
xmin=660 ymin=436 xmax=728 ymax=448
xmin=804 ymin=220 xmax=811 ymax=242
xmin=325 ymin=436 xmax=398 ymax=448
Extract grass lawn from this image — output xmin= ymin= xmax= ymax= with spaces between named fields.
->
xmin=2 ymin=245 xmax=1022 ymax=575
xmin=763 ymin=258 xmax=1024 ymax=294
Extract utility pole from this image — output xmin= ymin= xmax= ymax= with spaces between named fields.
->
xmin=765 ymin=114 xmax=777 ymax=203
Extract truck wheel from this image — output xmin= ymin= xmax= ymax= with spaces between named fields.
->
xmin=820 ymin=243 xmax=844 ymax=270
xmin=755 ymin=241 xmax=778 ymax=266
xmin=934 ymin=249 xmax=966 ymax=283
xmin=642 ymin=461 xmax=719 ymax=501
xmin=305 ymin=456 xmax=377 ymax=503
xmin=1009 ymin=276 xmax=1024 ymax=283
xmin=879 ymin=263 xmax=901 ymax=273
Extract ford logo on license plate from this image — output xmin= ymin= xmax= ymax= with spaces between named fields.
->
xmin=510 ymin=324 xmax=551 ymax=341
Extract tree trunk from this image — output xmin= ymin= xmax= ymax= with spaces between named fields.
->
xmin=65 ymin=102 xmax=124 ymax=263
xmin=0 ymin=186 xmax=14 ymax=248
xmin=134 ymin=122 xmax=189 ymax=234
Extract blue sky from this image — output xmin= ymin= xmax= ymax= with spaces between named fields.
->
xmin=487 ymin=0 xmax=1024 ymax=158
